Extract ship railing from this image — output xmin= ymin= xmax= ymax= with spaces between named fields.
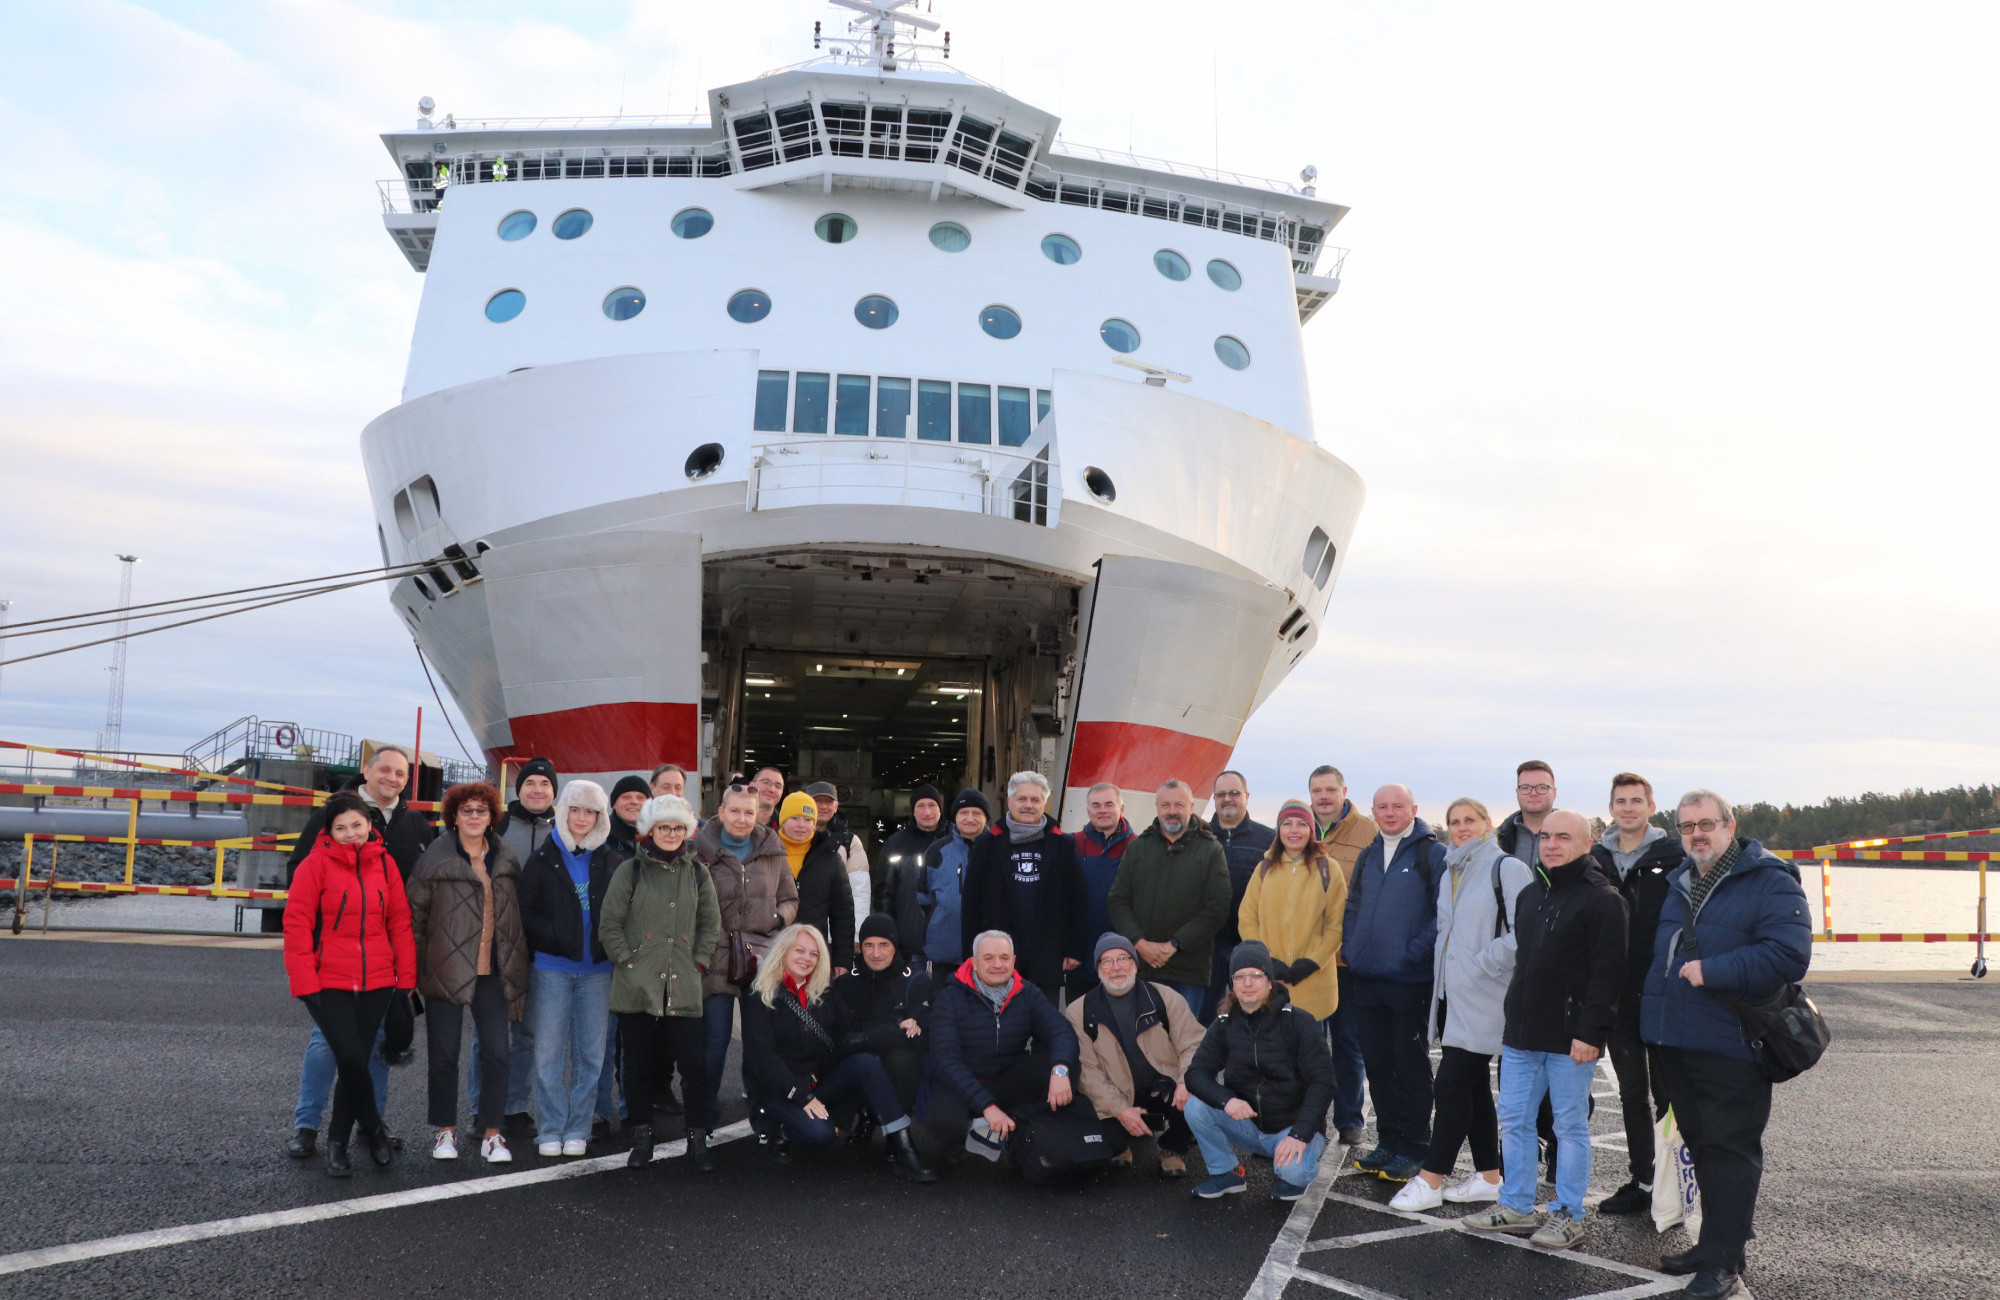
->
xmin=746 ymin=437 xmax=1057 ymax=526
xmin=1021 ymin=161 xmax=1334 ymax=275
xmin=1047 ymin=141 xmax=1305 ymax=197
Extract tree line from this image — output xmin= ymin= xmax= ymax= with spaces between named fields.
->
xmin=1651 ymin=784 xmax=2000 ymax=850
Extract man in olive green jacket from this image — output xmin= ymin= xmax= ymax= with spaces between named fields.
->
xmin=1108 ymin=780 xmax=1232 ymax=1021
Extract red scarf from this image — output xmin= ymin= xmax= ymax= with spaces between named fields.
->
xmin=782 ymin=972 xmax=811 ymax=1010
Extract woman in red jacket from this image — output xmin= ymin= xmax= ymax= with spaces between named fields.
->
xmin=284 ymin=791 xmax=418 ymax=1177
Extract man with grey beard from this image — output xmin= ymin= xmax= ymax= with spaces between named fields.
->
xmin=1065 ymin=934 xmax=1205 ymax=1178
xmin=1109 ymin=780 xmax=1232 ymax=1019
xmin=1640 ymin=791 xmax=1811 ymax=1299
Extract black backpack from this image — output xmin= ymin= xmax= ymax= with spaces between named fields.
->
xmin=1011 ymin=1102 xmax=1115 ymax=1184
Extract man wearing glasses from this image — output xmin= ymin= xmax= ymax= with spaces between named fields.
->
xmin=1497 ymin=761 xmax=1556 ymax=869
xmin=1640 ymin=791 xmax=1811 ymax=1299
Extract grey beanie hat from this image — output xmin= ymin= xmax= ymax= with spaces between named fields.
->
xmin=1229 ymin=940 xmax=1275 ymax=978
xmin=1092 ymin=932 xmax=1139 ymax=970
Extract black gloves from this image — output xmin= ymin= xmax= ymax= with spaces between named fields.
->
xmin=1282 ymin=959 xmax=1320 ymax=985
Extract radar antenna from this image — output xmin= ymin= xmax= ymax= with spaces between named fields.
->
xmin=814 ymin=0 xmax=949 ymax=72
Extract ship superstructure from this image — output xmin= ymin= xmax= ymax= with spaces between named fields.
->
xmin=363 ymin=1 xmax=1363 ymax=827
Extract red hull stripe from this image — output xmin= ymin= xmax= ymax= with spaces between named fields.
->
xmin=496 ymin=701 xmax=699 ymax=774
xmin=1066 ymin=721 xmax=1235 ymax=794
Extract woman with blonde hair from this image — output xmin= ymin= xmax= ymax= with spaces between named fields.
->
xmin=1391 ymin=796 xmax=1532 ymax=1210
xmin=1237 ymin=800 xmax=1347 ymax=1022
xmin=740 ymin=923 xmax=936 ymax=1180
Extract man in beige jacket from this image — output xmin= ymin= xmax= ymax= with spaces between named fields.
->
xmin=1064 ymin=933 xmax=1206 ymax=1179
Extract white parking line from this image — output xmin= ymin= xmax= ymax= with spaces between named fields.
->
xmin=1240 ymin=1142 xmax=1349 ymax=1300
xmin=0 ymin=1121 xmax=753 ymax=1278
xmin=1288 ymin=1265 xmax=1407 ymax=1300
xmin=1297 ymin=1222 xmax=1452 ymax=1252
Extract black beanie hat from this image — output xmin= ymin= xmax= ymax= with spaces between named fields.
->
xmin=951 ymin=789 xmax=992 ymax=819
xmin=911 ymin=783 xmax=943 ymax=809
xmin=1230 ymin=940 xmax=1275 ymax=979
xmin=611 ymin=774 xmax=651 ymax=803
xmin=515 ymin=756 xmax=558 ymax=795
xmin=858 ymin=913 xmax=900 ymax=948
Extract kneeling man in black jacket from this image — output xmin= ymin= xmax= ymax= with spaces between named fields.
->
xmin=830 ymin=913 xmax=933 ymax=1139
xmin=1184 ymin=941 xmax=1334 ymax=1202
xmin=928 ymin=929 xmax=1080 ymax=1159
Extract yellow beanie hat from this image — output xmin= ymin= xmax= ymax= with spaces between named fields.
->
xmin=779 ymin=791 xmax=818 ymax=827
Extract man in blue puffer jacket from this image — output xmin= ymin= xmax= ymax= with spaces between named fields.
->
xmin=1341 ymin=785 xmax=1447 ymax=1181
xmin=1641 ymin=790 xmax=1811 ymax=1300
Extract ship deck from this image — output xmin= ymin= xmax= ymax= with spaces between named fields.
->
xmin=0 ymin=934 xmax=1990 ymax=1299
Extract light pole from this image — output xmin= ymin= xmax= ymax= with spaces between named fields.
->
xmin=102 ymin=555 xmax=139 ymax=758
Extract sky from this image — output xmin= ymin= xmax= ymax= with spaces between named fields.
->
xmin=1 ymin=0 xmax=1995 ymax=821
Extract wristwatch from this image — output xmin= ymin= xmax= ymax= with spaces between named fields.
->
xmin=1051 ymin=1065 xmax=1069 ymax=1078
xmin=1168 ymin=938 xmax=1182 ymax=950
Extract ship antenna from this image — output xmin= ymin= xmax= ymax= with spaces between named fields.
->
xmin=818 ymin=0 xmax=946 ymax=73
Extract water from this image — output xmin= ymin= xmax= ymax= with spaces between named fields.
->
xmin=1804 ymin=864 xmax=1994 ymax=971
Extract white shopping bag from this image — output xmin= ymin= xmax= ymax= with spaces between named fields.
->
xmin=1651 ymin=1106 xmax=1703 ymax=1236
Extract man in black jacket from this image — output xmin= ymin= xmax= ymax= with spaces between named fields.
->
xmin=875 ymin=784 xmax=945 ymax=961
xmin=1463 ymin=810 xmax=1626 ymax=1252
xmin=1590 ymin=772 xmax=1684 ymax=1216
xmin=961 ymin=771 xmax=1088 ymax=1000
xmin=831 ymin=913 xmax=933 ymax=1123
xmin=928 ymin=929 xmax=1080 ymax=1158
xmin=1204 ymin=770 xmax=1275 ymax=1024
xmin=1184 ymin=941 xmax=1335 ymax=1202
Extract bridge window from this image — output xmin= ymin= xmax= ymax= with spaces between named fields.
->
xmin=930 ymin=221 xmax=971 ymax=252
xmin=1214 ymin=335 xmax=1251 ymax=370
xmin=918 ymin=380 xmax=952 ymax=440
xmin=671 ymin=208 xmax=713 ymax=239
xmin=1099 ymin=318 xmax=1140 ymax=353
xmin=484 ymin=289 xmax=526 ymax=323
xmin=979 ymin=305 xmax=1021 ymax=340
xmin=998 ymin=387 xmax=1032 ymax=446
xmin=1302 ymin=527 xmax=1336 ymax=589
xmin=728 ymin=289 xmax=772 ymax=323
xmin=957 ymin=384 xmax=992 ymax=445
xmin=905 ymin=109 xmax=952 ymax=163
xmin=1041 ymin=233 xmax=1082 ymax=265
xmin=1154 ymin=249 xmax=1191 ymax=281
xmin=876 ymin=377 xmax=911 ymax=437
xmin=774 ymin=102 xmax=822 ymax=163
xmin=793 ymin=372 xmax=830 ymax=434
xmin=603 ymin=287 xmax=646 ymax=321
xmin=1207 ymin=259 xmax=1241 ymax=291
xmin=946 ymin=115 xmax=995 ymax=174
xmin=733 ymin=112 xmax=776 ymax=170
xmin=497 ymin=211 xmax=536 ymax=241
xmin=552 ymin=209 xmax=593 ymax=240
xmin=754 ymin=371 xmax=790 ymax=431
xmin=821 ymin=102 xmax=866 ymax=157
xmin=835 ymin=374 xmax=871 ymax=434
xmin=1037 ymin=389 xmax=1052 ymax=422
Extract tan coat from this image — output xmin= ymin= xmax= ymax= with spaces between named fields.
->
xmin=1063 ymin=980 xmax=1206 ymax=1120
xmin=1318 ymin=804 xmax=1380 ymax=883
xmin=406 ymin=834 xmax=529 ymax=1021
xmin=1239 ymin=852 xmax=1349 ymax=1019
xmin=691 ymin=818 xmax=799 ymax=999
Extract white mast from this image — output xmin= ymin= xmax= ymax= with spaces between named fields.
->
xmin=815 ymin=0 xmax=949 ymax=72
xmin=102 ymin=554 xmax=139 ymax=757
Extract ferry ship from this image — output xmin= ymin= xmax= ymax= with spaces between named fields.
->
xmin=361 ymin=0 xmax=1362 ymax=828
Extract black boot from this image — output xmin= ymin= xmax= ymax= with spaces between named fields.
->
xmin=626 ymin=1124 xmax=654 ymax=1168
xmin=363 ymin=1121 xmax=395 ymax=1168
xmin=887 ymin=1128 xmax=938 ymax=1183
xmin=323 ymin=1139 xmax=352 ymax=1178
xmin=1598 ymin=1180 xmax=1652 ymax=1215
xmin=686 ymin=1128 xmax=717 ymax=1173
xmin=1684 ymin=1269 xmax=1747 ymax=1299
xmin=847 ymin=1113 xmax=878 ymax=1147
xmin=1659 ymin=1249 xmax=1702 ymax=1276
xmin=766 ymin=1132 xmax=792 ymax=1164
xmin=285 ymin=1127 xmax=317 ymax=1160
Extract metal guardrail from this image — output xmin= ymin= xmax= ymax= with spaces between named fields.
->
xmin=1767 ymin=845 xmax=1993 ymax=976
xmin=746 ymin=437 xmax=1057 ymax=523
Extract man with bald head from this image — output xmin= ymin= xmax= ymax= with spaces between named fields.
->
xmin=1341 ymin=784 xmax=1448 ymax=1182
xmin=1463 ymin=810 xmax=1626 ymax=1251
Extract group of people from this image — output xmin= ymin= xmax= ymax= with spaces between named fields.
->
xmin=280 ymin=749 xmax=1809 ymax=1300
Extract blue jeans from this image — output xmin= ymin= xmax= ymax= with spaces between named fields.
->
xmin=1328 ymin=970 xmax=1366 ymax=1132
xmin=702 ymin=994 xmax=742 ymax=1117
xmin=468 ymin=985 xmax=536 ymax=1120
xmin=764 ymin=1053 xmax=912 ymax=1149
xmin=1498 ymin=1046 xmax=1594 ymax=1217
xmin=1162 ymin=980 xmax=1211 ymax=1024
xmin=294 ymin=1023 xmax=388 ymax=1132
xmin=530 ymin=967 xmax=612 ymax=1144
xmin=596 ymin=1011 xmax=623 ymax=1121
xmin=1185 ymin=1095 xmax=1327 ymax=1185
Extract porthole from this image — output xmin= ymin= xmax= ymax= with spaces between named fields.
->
xmin=816 ymin=213 xmax=858 ymax=244
xmin=1302 ymin=527 xmax=1336 ymax=589
xmin=1083 ymin=467 xmax=1117 ymax=502
xmin=484 ymin=289 xmax=526 ymax=323
xmin=1214 ymin=335 xmax=1252 ymax=370
xmin=1041 ymin=233 xmax=1082 ymax=265
xmin=684 ymin=443 xmax=724 ymax=480
xmin=728 ymin=289 xmax=772 ymax=323
xmin=603 ymin=287 xmax=646 ymax=321
xmin=929 ymin=221 xmax=971 ymax=252
xmin=1207 ymin=259 xmax=1242 ymax=291
xmin=1099 ymin=318 xmax=1140 ymax=353
xmin=1153 ymin=249 xmax=1191 ymax=281
xmin=671 ymin=207 xmax=713 ymax=239
xmin=979 ymin=305 xmax=1022 ymax=340
xmin=552 ymin=209 xmax=593 ymax=240
xmin=496 ymin=211 xmax=536 ymax=241
xmin=854 ymin=295 xmax=898 ymax=329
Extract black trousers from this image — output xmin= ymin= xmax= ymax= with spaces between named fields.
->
xmin=1098 ymin=1076 xmax=1194 ymax=1155
xmin=881 ymin=1045 xmax=925 ymax=1115
xmin=1425 ymin=1045 xmax=1499 ymax=1176
xmin=619 ymin=1012 xmax=716 ymax=1131
xmin=426 ymin=973 xmax=510 ymax=1130
xmin=307 ymin=988 xmax=394 ymax=1144
xmin=1654 ymin=1046 xmax=1771 ymax=1272
xmin=928 ymin=1049 xmax=1052 ymax=1141
xmin=1609 ymin=1015 xmax=1668 ymax=1183
xmin=1349 ymin=977 xmax=1434 ymax=1160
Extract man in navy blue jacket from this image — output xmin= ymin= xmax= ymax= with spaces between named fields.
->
xmin=1341 ymin=784 xmax=1447 ymax=1183
xmin=1641 ymin=790 xmax=1811 ymax=1299
xmin=928 ymin=929 xmax=1082 ymax=1158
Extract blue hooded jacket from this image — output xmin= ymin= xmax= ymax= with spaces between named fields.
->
xmin=1342 ymin=819 xmax=1446 ymax=983
xmin=1639 ymin=838 xmax=1812 ymax=1061
xmin=919 ymin=831 xmax=974 ymax=966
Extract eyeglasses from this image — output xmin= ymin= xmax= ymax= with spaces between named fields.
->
xmin=1676 ymin=818 xmax=1729 ymax=835
xmin=1099 ymin=953 xmax=1136 ymax=967
xmin=1516 ymin=784 xmax=1553 ymax=795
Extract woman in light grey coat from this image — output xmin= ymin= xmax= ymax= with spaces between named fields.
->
xmin=1391 ymin=797 xmax=1532 ymax=1210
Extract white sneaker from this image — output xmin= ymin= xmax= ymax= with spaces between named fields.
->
xmin=1444 ymin=1173 xmax=1503 ymax=1204
xmin=1390 ymin=1177 xmax=1444 ymax=1211
xmin=562 ymin=1139 xmax=589 ymax=1157
xmin=537 ymin=1140 xmax=562 ymax=1158
xmin=480 ymin=1133 xmax=513 ymax=1164
xmin=431 ymin=1129 xmax=459 ymax=1161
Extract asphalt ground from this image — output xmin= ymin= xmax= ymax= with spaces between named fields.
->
xmin=0 ymin=937 xmax=1995 ymax=1299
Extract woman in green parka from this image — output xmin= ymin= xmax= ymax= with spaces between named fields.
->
xmin=600 ymin=794 xmax=722 ymax=1170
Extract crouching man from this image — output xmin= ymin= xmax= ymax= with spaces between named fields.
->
xmin=928 ymin=930 xmax=1080 ymax=1161
xmin=1184 ymin=941 xmax=1335 ymax=1202
xmin=1065 ymin=934 xmax=1204 ymax=1180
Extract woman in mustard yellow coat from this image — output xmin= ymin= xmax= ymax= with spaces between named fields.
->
xmin=1237 ymin=800 xmax=1347 ymax=1021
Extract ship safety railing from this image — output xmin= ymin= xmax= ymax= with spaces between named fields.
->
xmin=182 ymin=716 xmax=360 ymax=779
xmin=1768 ymin=826 xmax=2000 ymax=977
xmin=746 ymin=438 xmax=1056 ymax=525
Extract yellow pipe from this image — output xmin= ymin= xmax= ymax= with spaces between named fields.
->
xmin=123 ymin=797 xmax=138 ymax=886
